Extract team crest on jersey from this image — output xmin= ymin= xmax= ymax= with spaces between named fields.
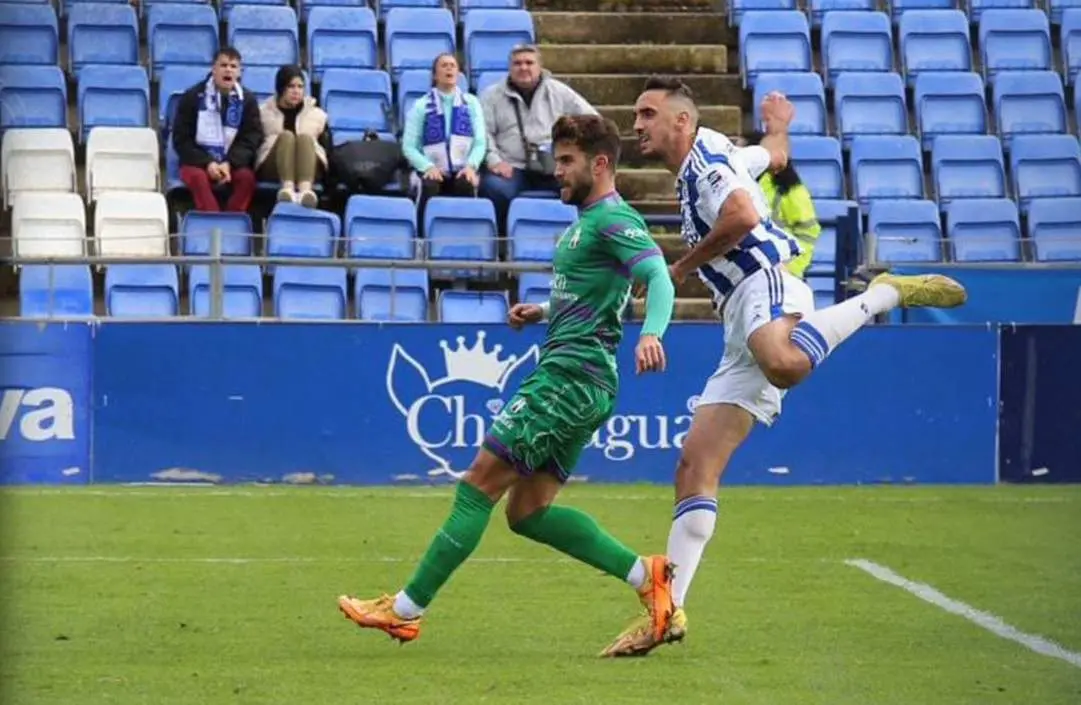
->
xmin=558 ymin=225 xmax=582 ymax=249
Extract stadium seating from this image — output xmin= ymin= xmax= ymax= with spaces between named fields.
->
xmin=104 ymin=264 xmax=180 ymax=317
xmin=463 ymin=9 xmax=535 ymax=84
xmin=729 ymin=0 xmax=797 ymax=28
xmin=189 ymin=264 xmax=264 ymax=318
xmin=507 ymin=198 xmax=577 ymax=262
xmin=77 ymin=65 xmax=150 ymax=143
xmin=147 ymin=4 xmax=219 ymax=80
xmin=517 ymin=272 xmax=552 ymax=305
xmin=752 ymin=73 xmax=826 ymax=135
xmin=979 ymin=9 xmax=1052 ymax=82
xmin=834 ymin=72 xmax=908 ymax=147
xmin=0 ymin=65 xmax=67 ymax=131
xmin=320 ymin=69 xmax=393 ymax=142
xmin=821 ymin=11 xmax=894 ymax=87
xmin=385 ymin=7 xmax=456 ymax=80
xmin=354 ymin=267 xmax=430 ymax=321
xmin=345 ymin=195 xmax=417 ymax=261
xmin=849 ymin=135 xmax=924 ymax=207
xmin=158 ymin=65 xmax=206 ymax=139
xmin=227 ymin=5 xmax=299 ymax=69
xmin=808 ymin=199 xmax=857 ymax=274
xmin=457 ymin=0 xmax=524 ymax=22
xmin=1027 ymin=197 xmax=1081 ymax=261
xmin=266 ymin=203 xmax=341 ymax=259
xmin=992 ymin=70 xmax=1067 ymax=147
xmin=85 ymin=127 xmax=160 ymax=203
xmin=1051 ymin=0 xmax=1081 ymax=25
xmin=67 ymin=3 xmax=139 ymax=77
xmin=914 ymin=72 xmax=987 ymax=151
xmin=1064 ymin=9 xmax=1081 ymax=85
xmin=1 ymin=128 xmax=75 ymax=209
xmin=899 ymin=10 xmax=972 ymax=87
xmin=180 ymin=211 xmax=254 ymax=256
xmin=890 ymin=0 xmax=955 ymax=24
xmin=945 ymin=198 xmax=1022 ymax=262
xmin=307 ymin=6 xmax=378 ymax=82
xmin=932 ymin=135 xmax=1007 ymax=210
xmin=93 ymin=191 xmax=170 ymax=258
xmin=790 ymin=136 xmax=845 ymax=199
xmin=273 ymin=265 xmax=348 ymax=319
xmin=300 ymin=0 xmax=366 ymax=24
xmin=739 ymin=11 xmax=812 ymax=87
xmin=439 ymin=290 xmax=509 ymax=323
xmin=0 ymin=3 xmax=59 ymax=66
xmin=424 ymin=197 xmax=498 ymax=274
xmin=809 ymin=0 xmax=877 ymax=27
xmin=220 ymin=0 xmax=287 ymax=23
xmin=868 ymin=199 xmax=943 ymax=262
xmin=19 ymin=264 xmax=94 ymax=318
xmin=1009 ymin=134 xmax=1081 ymax=214
xmin=11 ymin=192 xmax=87 ymax=260
xmin=379 ymin=0 xmax=443 ymax=21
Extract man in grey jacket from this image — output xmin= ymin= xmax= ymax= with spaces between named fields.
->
xmin=479 ymin=45 xmax=598 ymax=226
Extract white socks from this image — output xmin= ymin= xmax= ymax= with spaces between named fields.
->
xmin=790 ymin=284 xmax=900 ymax=368
xmin=667 ymin=495 xmax=718 ymax=608
xmin=393 ymin=590 xmax=424 ymax=619
xmin=624 ymin=558 xmax=647 ymax=590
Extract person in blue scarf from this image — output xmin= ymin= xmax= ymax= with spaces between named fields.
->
xmin=402 ymin=52 xmax=487 ymax=221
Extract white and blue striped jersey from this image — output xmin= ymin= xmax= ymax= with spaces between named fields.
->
xmin=676 ymin=127 xmax=802 ymax=307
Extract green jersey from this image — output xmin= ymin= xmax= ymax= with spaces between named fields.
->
xmin=541 ymin=192 xmax=664 ymax=392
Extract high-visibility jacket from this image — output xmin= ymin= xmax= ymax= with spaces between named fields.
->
xmin=758 ymin=173 xmax=821 ymax=279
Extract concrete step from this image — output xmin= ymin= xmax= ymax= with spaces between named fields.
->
xmin=628 ymin=198 xmax=679 ymax=215
xmin=534 ymin=12 xmax=734 ymax=46
xmin=530 ymin=0 xmax=718 ymax=11
xmin=559 ymin=73 xmax=744 ymax=108
xmin=631 ymin=297 xmax=715 ymax=320
xmin=602 ymin=104 xmax=741 ymax=136
xmin=615 ymin=168 xmax=676 ymax=201
xmin=539 ymin=44 xmax=727 ymax=75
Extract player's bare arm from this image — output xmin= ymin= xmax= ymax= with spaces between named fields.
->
xmin=669 ymin=188 xmax=761 ymax=283
xmin=757 ymin=92 xmax=794 ymax=172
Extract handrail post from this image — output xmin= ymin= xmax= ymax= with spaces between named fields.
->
xmin=209 ymin=227 xmax=224 ymax=320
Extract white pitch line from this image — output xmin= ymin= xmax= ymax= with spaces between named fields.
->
xmin=0 ymin=555 xmax=828 ymax=566
xmin=845 ymin=559 xmax=1081 ymax=670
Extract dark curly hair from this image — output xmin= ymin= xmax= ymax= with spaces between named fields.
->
xmin=550 ymin=114 xmax=622 ymax=171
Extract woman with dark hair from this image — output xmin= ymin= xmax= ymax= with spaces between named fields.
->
xmin=402 ymin=52 xmax=487 ymax=217
xmin=255 ymin=64 xmax=330 ymax=207
xmin=744 ymin=130 xmax=822 ymax=279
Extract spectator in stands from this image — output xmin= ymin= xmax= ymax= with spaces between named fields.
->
xmin=255 ymin=64 xmax=330 ymax=208
xmin=742 ymin=131 xmax=822 ymax=279
xmin=172 ymin=47 xmax=263 ymax=213
xmin=479 ymin=44 xmax=597 ymax=224
xmin=402 ymin=52 xmax=486 ymax=218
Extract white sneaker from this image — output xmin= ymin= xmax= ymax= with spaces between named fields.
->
xmin=277 ymin=187 xmax=295 ymax=204
xmin=299 ymin=189 xmax=318 ymax=208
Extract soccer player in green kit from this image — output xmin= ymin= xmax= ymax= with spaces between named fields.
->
xmin=338 ymin=114 xmax=679 ymax=657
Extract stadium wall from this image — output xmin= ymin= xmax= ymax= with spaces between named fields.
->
xmin=0 ymin=320 xmax=1023 ymax=487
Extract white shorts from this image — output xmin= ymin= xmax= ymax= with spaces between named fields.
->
xmin=697 ymin=265 xmax=815 ymax=426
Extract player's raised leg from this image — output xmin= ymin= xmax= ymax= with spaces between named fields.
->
xmin=337 ymin=447 xmax=518 ymax=643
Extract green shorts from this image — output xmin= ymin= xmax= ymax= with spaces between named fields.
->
xmin=482 ymin=365 xmax=615 ymax=482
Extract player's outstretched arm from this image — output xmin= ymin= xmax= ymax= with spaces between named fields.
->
xmin=630 ymin=255 xmax=675 ymax=374
xmin=758 ymin=92 xmax=794 ymax=172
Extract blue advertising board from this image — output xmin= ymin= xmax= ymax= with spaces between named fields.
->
xmin=90 ymin=322 xmax=999 ymax=486
xmin=889 ymin=267 xmax=1081 ymax=325
xmin=0 ymin=321 xmax=93 ymax=485
xmin=998 ymin=325 xmax=1081 ymax=484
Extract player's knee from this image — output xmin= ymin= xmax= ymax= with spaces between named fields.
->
xmin=760 ymin=353 xmax=808 ymax=390
xmin=674 ymin=453 xmax=715 ymax=494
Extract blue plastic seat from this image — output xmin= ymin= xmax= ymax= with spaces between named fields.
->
xmin=849 ymin=135 xmax=924 ymax=207
xmin=385 ymin=7 xmax=456 ymax=80
xmin=19 ymin=264 xmax=94 ymax=318
xmin=739 ymin=11 xmax=812 ymax=87
xmin=834 ymin=72 xmax=908 ymax=146
xmin=806 ymin=199 xmax=859 ymax=274
xmin=345 ymin=195 xmax=417 ymax=260
xmin=517 ymin=271 xmax=552 ymax=305
xmin=439 ymin=290 xmax=509 ymax=323
xmin=105 ymin=264 xmax=180 ymax=318
xmin=790 ymin=136 xmax=844 ymax=199
xmin=728 ymin=0 xmax=797 ymax=27
xmin=474 ymin=70 xmax=505 ymax=94
xmin=1064 ymin=9 xmax=1081 ymax=85
xmin=273 ymin=265 xmax=347 ymax=320
xmin=158 ymin=65 xmax=206 ymax=137
xmin=68 ymin=2 xmax=138 ymax=77
xmin=868 ymin=199 xmax=943 ymax=262
xmin=1051 ymin=0 xmax=1081 ymax=25
xmin=220 ymin=0 xmax=286 ymax=23
xmin=752 ymin=73 xmax=826 ymax=135
xmin=1010 ymin=134 xmax=1081 ymax=214
xmin=0 ymin=65 xmax=67 ymax=130
xmin=970 ymin=0 xmax=1036 ymax=27
xmin=507 ymin=197 xmax=578 ymax=262
xmin=899 ymin=10 xmax=971 ymax=87
xmin=267 ymin=203 xmax=341 ymax=258
xmin=945 ymin=198 xmax=1021 ymax=261
xmin=378 ymin=0 xmax=442 ymax=20
xmin=889 ymin=0 xmax=955 ymax=23
xmin=300 ymin=0 xmax=365 ymax=23
xmin=458 ymin=0 xmax=523 ymax=22
xmin=979 ymin=9 xmax=1052 ymax=82
xmin=77 ymin=64 xmax=150 ymax=143
xmin=809 ymin=0 xmax=876 ymax=27
xmin=227 ymin=5 xmax=298 ymax=68
xmin=463 ymin=9 xmax=535 ymax=84
xmin=307 ymin=6 xmax=377 ymax=82
xmin=0 ymin=4 xmax=58 ymax=66
xmin=932 ymin=135 xmax=1007 ymax=210
xmin=354 ymin=267 xmax=429 ymax=321
xmin=189 ymin=264 xmax=263 ymax=318
xmin=821 ymin=11 xmax=894 ymax=87
xmin=1027 ymin=197 xmax=1081 ymax=261
xmin=320 ymin=69 xmax=393 ymax=137
xmin=147 ymin=4 xmax=218 ymax=79
xmin=424 ymin=197 xmax=497 ymax=274
xmin=180 ymin=211 xmax=253 ymax=256
xmin=993 ymin=70 xmax=1066 ymax=146
xmin=914 ymin=72 xmax=987 ymax=151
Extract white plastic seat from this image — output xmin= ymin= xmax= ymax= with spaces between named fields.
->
xmin=85 ymin=126 xmax=160 ymax=202
xmin=94 ymin=191 xmax=169 ymax=258
xmin=12 ymin=192 xmax=88 ymax=260
xmin=1 ymin=128 xmax=76 ymax=209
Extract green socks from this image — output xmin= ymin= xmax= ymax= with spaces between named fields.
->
xmin=511 ymin=505 xmax=640 ymax=582
xmin=401 ymin=482 xmax=495 ymax=609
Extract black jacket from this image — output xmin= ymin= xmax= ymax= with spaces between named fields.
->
xmin=172 ymin=80 xmax=263 ymax=170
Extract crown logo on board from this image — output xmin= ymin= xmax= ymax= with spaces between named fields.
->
xmin=439 ymin=331 xmax=518 ymax=388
